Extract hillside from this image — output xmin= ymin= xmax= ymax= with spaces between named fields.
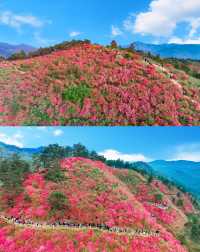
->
xmin=0 ymin=42 xmax=35 ymax=58
xmin=133 ymin=160 xmax=200 ymax=199
xmin=0 ymin=157 xmax=197 ymax=251
xmin=0 ymin=42 xmax=199 ymax=126
xmin=134 ymin=42 xmax=200 ymax=60
xmin=1 ymin=141 xmax=200 ymax=199
xmin=149 ymin=161 xmax=200 ymax=198
xmin=0 ymin=156 xmax=199 ymax=251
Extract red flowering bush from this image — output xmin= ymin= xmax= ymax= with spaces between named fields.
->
xmin=0 ymin=43 xmax=199 ymax=125
xmin=112 ymin=169 xmax=189 ymax=230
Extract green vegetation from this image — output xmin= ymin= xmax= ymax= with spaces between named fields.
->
xmin=34 ymin=144 xmax=67 ymax=168
xmin=147 ymin=175 xmax=153 ymax=184
xmin=48 ymin=191 xmax=69 ymax=211
xmin=154 ymin=193 xmax=163 ymax=202
xmin=8 ymin=50 xmax=27 ymax=60
xmin=110 ymin=40 xmax=118 ymax=49
xmin=9 ymin=40 xmax=91 ymax=60
xmin=117 ymin=171 xmax=139 ymax=186
xmin=10 ymin=99 xmax=21 ymax=116
xmin=62 ymin=83 xmax=91 ymax=106
xmin=181 ymin=213 xmax=200 ymax=250
xmin=0 ymin=154 xmax=30 ymax=196
xmin=88 ymin=168 xmax=103 ymax=179
xmin=134 ymin=48 xmax=200 ymax=84
xmin=44 ymin=168 xmax=66 ymax=183
xmin=95 ymin=183 xmax=108 ymax=193
xmin=177 ymin=199 xmax=184 ymax=207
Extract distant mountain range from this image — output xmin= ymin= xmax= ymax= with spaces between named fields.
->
xmin=0 ymin=42 xmax=35 ymax=58
xmin=1 ymin=41 xmax=200 ymax=60
xmin=133 ymin=42 xmax=200 ymax=60
xmin=0 ymin=141 xmax=42 ymax=159
xmin=134 ymin=160 xmax=200 ymax=198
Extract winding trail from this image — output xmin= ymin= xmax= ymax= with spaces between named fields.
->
xmin=152 ymin=63 xmax=200 ymax=109
xmin=0 ymin=215 xmax=160 ymax=238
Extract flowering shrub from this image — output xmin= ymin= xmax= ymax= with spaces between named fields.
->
xmin=112 ymin=169 xmax=187 ymax=229
xmin=0 ymin=43 xmax=199 ymax=125
xmin=0 ymin=219 xmax=187 ymax=252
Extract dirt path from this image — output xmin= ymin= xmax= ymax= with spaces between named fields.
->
xmin=152 ymin=63 xmax=200 ymax=109
xmin=0 ymin=215 xmax=159 ymax=238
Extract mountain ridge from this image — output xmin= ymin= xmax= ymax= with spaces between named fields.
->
xmin=0 ymin=141 xmax=43 ymax=157
xmin=133 ymin=41 xmax=200 ymax=60
xmin=148 ymin=160 xmax=200 ymax=198
xmin=0 ymin=42 xmax=35 ymax=58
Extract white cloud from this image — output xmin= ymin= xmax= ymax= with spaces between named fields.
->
xmin=168 ymin=36 xmax=200 ymax=44
xmin=130 ymin=0 xmax=200 ymax=39
xmin=170 ymin=143 xmax=200 ymax=162
xmin=111 ymin=25 xmax=123 ymax=37
xmin=0 ymin=133 xmax=24 ymax=148
xmin=13 ymin=132 xmax=24 ymax=140
xmin=99 ymin=149 xmax=151 ymax=162
xmin=0 ymin=11 xmax=45 ymax=30
xmin=53 ymin=129 xmax=64 ymax=137
xmin=189 ymin=18 xmax=200 ymax=37
xmin=69 ymin=31 xmax=81 ymax=37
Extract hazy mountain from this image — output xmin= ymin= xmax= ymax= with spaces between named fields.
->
xmin=133 ymin=161 xmax=154 ymax=174
xmin=0 ymin=42 xmax=35 ymax=58
xmin=0 ymin=141 xmax=43 ymax=159
xmin=149 ymin=160 xmax=200 ymax=198
xmin=133 ymin=41 xmax=200 ymax=60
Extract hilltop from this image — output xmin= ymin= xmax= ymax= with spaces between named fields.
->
xmin=0 ymin=146 xmax=199 ymax=251
xmin=0 ymin=41 xmax=199 ymax=126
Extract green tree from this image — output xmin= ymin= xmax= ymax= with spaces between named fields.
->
xmin=37 ymin=144 xmax=66 ymax=168
xmin=177 ymin=199 xmax=184 ymax=207
xmin=44 ymin=169 xmax=66 ymax=183
xmin=111 ymin=40 xmax=118 ymax=48
xmin=48 ymin=191 xmax=69 ymax=211
xmin=154 ymin=193 xmax=163 ymax=202
xmin=72 ymin=143 xmax=89 ymax=157
xmin=0 ymin=154 xmax=30 ymax=196
xmin=191 ymin=224 xmax=200 ymax=241
xmin=147 ymin=175 xmax=153 ymax=184
xmin=9 ymin=50 xmax=26 ymax=60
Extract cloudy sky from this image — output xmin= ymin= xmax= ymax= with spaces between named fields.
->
xmin=0 ymin=127 xmax=200 ymax=162
xmin=1 ymin=0 xmax=200 ymax=46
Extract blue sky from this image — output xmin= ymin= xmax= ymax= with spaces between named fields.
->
xmin=0 ymin=127 xmax=200 ymax=162
xmin=1 ymin=0 xmax=200 ymax=47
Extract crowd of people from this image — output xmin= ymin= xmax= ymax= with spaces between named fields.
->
xmin=148 ymin=202 xmax=169 ymax=210
xmin=0 ymin=215 xmax=160 ymax=237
